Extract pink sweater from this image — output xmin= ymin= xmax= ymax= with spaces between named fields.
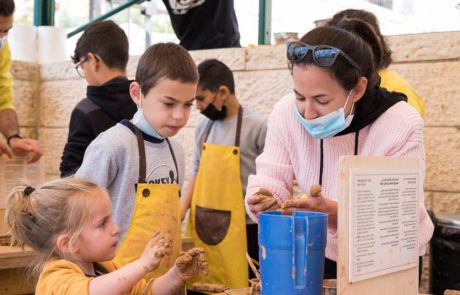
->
xmin=246 ymin=94 xmax=434 ymax=261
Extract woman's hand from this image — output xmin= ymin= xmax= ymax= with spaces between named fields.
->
xmin=140 ymin=231 xmax=172 ymax=272
xmin=246 ymin=188 xmax=281 ymax=218
xmin=281 ymin=185 xmax=338 ymax=227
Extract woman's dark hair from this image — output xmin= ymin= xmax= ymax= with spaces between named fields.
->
xmin=327 ymin=9 xmax=392 ymax=70
xmin=295 ymin=25 xmax=380 ymax=91
xmin=198 ymin=59 xmax=235 ymax=94
xmin=0 ymin=0 xmax=15 ymax=17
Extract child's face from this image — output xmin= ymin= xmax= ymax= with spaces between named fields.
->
xmin=73 ymin=190 xmax=119 ymax=263
xmin=196 ymin=86 xmax=228 ymax=112
xmin=130 ymin=78 xmax=196 ymax=137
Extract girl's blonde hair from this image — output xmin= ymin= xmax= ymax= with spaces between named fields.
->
xmin=5 ymin=177 xmax=105 ymax=278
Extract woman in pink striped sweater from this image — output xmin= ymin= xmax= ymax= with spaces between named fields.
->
xmin=245 ymin=24 xmax=434 ymax=278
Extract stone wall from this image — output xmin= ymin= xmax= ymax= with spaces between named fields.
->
xmin=10 ymin=31 xmax=460 ymax=215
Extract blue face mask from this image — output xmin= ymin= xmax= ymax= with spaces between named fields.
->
xmin=132 ymin=93 xmax=165 ymax=139
xmin=294 ymin=90 xmax=355 ymax=139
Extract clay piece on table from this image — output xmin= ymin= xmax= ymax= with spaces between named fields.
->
xmin=189 ymin=282 xmax=229 ymax=293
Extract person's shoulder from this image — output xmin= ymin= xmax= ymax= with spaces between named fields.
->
xmin=197 ymin=116 xmax=211 ymax=128
xmin=242 ymin=107 xmax=266 ymax=123
xmin=194 ymin=116 xmax=212 ymax=137
xmin=91 ymin=123 xmax=134 ymax=147
xmin=275 ymin=93 xmax=296 ymax=110
xmin=41 ymin=259 xmax=83 ymax=274
xmin=379 ymin=69 xmax=413 ymax=91
xmin=371 ymin=101 xmax=423 ymax=133
xmin=36 ymin=259 xmax=88 ymax=295
xmin=241 ymin=107 xmax=267 ymax=135
xmin=267 ymin=93 xmax=296 ymax=121
xmin=74 ymin=98 xmax=99 ymax=114
xmin=167 ymin=137 xmax=184 ymax=153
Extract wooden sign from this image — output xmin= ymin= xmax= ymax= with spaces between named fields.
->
xmin=337 ymin=156 xmax=420 ymax=295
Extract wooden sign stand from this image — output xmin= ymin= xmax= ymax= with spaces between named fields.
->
xmin=337 ymin=156 xmax=420 ymax=295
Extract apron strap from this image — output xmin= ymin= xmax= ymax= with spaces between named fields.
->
xmin=165 ymin=138 xmax=180 ymax=184
xmin=202 ymin=105 xmax=243 ymax=147
xmin=134 ymin=126 xmax=179 ymax=184
xmin=134 ymin=126 xmax=147 ymax=183
xmin=202 ymin=120 xmax=215 ymax=144
xmin=234 ymin=105 xmax=243 ymax=147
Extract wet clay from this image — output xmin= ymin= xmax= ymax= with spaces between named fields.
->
xmin=309 ymin=184 xmax=322 ymax=198
xmin=282 ymin=184 xmax=322 ymax=210
xmin=255 ymin=188 xmax=274 ymax=203
xmin=248 ymin=278 xmax=261 ymax=295
xmin=189 ymin=282 xmax=229 ymax=293
xmin=175 ymin=247 xmax=208 ymax=277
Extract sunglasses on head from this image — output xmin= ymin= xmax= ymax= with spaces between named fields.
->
xmin=286 ymin=41 xmax=361 ymax=74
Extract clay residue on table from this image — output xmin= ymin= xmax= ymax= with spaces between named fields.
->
xmin=189 ymin=282 xmax=229 ymax=293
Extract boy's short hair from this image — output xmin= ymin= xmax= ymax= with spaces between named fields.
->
xmin=0 ymin=0 xmax=15 ymax=17
xmin=72 ymin=20 xmax=129 ymax=71
xmin=198 ymin=59 xmax=235 ymax=94
xmin=136 ymin=43 xmax=199 ymax=95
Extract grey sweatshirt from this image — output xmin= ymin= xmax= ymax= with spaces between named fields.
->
xmin=76 ymin=120 xmax=185 ymax=242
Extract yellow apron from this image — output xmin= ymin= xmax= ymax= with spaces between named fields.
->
xmin=113 ymin=127 xmax=181 ymax=279
xmin=189 ymin=106 xmax=248 ymax=288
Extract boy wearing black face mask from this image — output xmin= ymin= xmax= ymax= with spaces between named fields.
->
xmin=181 ymin=59 xmax=267 ymax=289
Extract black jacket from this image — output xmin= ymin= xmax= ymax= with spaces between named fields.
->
xmin=60 ymin=77 xmax=136 ymax=177
xmin=162 ymin=0 xmax=241 ymax=50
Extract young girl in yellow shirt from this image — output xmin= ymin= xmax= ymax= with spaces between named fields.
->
xmin=6 ymin=177 xmax=206 ymax=295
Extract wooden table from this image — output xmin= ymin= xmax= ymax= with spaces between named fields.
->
xmin=0 ymin=245 xmax=36 ymax=294
xmin=0 ymin=236 xmax=195 ymax=295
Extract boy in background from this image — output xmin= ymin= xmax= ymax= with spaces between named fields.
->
xmin=60 ymin=20 xmax=136 ymax=177
xmin=182 ymin=59 xmax=266 ymax=289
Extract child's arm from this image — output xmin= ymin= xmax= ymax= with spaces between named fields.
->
xmin=151 ymin=247 xmax=207 ymax=295
xmin=89 ymin=232 xmax=172 ymax=295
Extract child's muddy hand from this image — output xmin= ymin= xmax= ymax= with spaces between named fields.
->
xmin=140 ymin=231 xmax=172 ymax=272
xmin=174 ymin=247 xmax=207 ymax=280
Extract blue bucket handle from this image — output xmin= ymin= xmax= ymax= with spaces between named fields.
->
xmin=292 ymin=213 xmax=308 ymax=289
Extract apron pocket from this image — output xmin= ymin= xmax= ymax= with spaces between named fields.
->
xmin=195 ymin=205 xmax=231 ymax=245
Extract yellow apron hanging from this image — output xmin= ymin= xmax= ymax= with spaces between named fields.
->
xmin=189 ymin=106 xmax=248 ymax=288
xmin=113 ymin=127 xmax=181 ymax=280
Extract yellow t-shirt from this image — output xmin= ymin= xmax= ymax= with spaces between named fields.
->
xmin=0 ymin=42 xmax=14 ymax=112
xmin=379 ymin=69 xmax=425 ymax=117
xmin=35 ymin=259 xmax=152 ymax=295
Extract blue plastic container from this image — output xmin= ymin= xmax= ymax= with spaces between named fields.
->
xmin=259 ymin=211 xmax=328 ymax=295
